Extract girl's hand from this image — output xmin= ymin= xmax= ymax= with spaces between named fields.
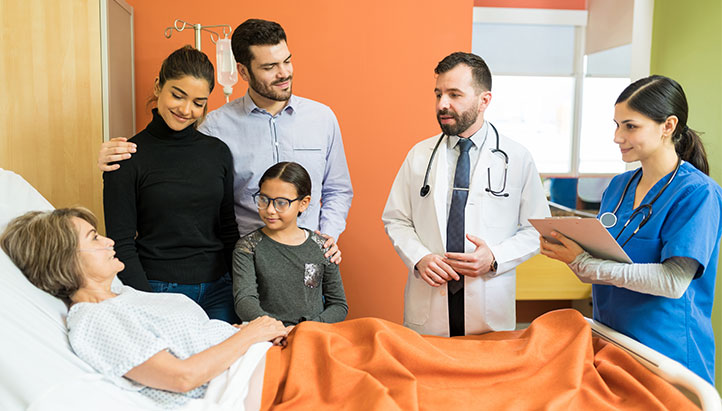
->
xmin=272 ymin=326 xmax=295 ymax=347
xmin=539 ymin=231 xmax=585 ymax=264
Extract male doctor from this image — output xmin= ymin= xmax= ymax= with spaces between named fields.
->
xmin=382 ymin=52 xmax=550 ymax=337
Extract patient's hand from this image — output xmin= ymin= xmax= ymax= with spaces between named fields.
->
xmin=242 ymin=316 xmax=289 ymax=344
xmin=98 ymin=137 xmax=137 ymax=172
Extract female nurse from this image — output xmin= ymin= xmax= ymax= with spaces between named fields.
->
xmin=540 ymin=75 xmax=722 ymax=385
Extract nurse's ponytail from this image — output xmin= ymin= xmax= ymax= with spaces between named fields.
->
xmin=674 ymin=126 xmax=708 ymax=175
xmin=616 ymin=75 xmax=709 ymax=175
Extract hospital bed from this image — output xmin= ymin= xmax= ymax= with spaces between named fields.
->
xmin=1 ymin=168 xmax=720 ymax=411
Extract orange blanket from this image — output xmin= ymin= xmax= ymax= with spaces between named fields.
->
xmin=261 ymin=309 xmax=698 ymax=410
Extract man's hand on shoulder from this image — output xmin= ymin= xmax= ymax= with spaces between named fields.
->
xmin=98 ymin=137 xmax=137 ymax=172
xmin=316 ymin=231 xmax=341 ymax=264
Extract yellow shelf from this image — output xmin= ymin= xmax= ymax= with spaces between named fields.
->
xmin=516 ymin=254 xmax=592 ymax=300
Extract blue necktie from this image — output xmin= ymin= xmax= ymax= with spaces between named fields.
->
xmin=447 ymin=138 xmax=473 ymax=294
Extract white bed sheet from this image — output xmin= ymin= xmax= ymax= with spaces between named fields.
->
xmin=26 ymin=344 xmax=269 ymax=411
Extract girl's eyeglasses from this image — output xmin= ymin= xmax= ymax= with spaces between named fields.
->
xmin=252 ymin=192 xmax=302 ymax=212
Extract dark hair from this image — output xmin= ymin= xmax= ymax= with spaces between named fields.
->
xmin=616 ymin=75 xmax=709 ymax=175
xmin=259 ymin=162 xmax=312 ymax=216
xmin=148 ymin=46 xmax=215 ymax=125
xmin=0 ymin=208 xmax=98 ymax=302
xmin=231 ymin=19 xmax=287 ymax=69
xmin=159 ymin=45 xmax=215 ymax=93
xmin=435 ymin=52 xmax=492 ymax=93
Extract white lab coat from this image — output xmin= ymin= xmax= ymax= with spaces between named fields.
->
xmin=382 ymin=132 xmax=550 ymax=336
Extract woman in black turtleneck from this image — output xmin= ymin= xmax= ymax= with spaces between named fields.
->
xmin=103 ymin=46 xmax=239 ymax=322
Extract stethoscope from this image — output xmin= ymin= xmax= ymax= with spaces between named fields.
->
xmin=598 ymin=157 xmax=681 ymax=247
xmin=419 ymin=122 xmax=509 ymax=198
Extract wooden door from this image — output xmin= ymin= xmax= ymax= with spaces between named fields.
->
xmin=0 ymin=0 xmax=104 ymax=226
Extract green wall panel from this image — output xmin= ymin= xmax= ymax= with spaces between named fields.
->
xmin=650 ymin=0 xmax=722 ymax=390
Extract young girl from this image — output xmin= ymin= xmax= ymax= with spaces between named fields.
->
xmin=233 ymin=162 xmax=348 ymax=325
xmin=103 ymin=46 xmax=239 ymax=322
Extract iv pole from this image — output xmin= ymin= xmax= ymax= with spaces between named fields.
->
xmin=164 ymin=19 xmax=232 ymax=51
xmin=164 ymin=19 xmax=238 ymax=102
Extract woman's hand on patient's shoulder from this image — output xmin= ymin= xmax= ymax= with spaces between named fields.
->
xmin=241 ymin=316 xmax=289 ymax=344
xmin=98 ymin=137 xmax=137 ymax=172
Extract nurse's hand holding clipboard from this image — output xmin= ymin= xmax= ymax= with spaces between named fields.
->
xmin=538 ymin=231 xmax=584 ymax=264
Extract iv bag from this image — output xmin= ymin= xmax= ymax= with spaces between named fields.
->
xmin=216 ymin=38 xmax=237 ymax=97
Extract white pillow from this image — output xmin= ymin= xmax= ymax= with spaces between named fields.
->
xmin=0 ymin=169 xmax=95 ymax=410
xmin=0 ymin=169 xmax=166 ymax=411
xmin=0 ymin=251 xmax=97 ymax=410
xmin=0 ymin=169 xmax=53 ymax=231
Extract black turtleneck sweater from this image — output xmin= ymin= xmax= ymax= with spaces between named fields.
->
xmin=103 ymin=109 xmax=239 ymax=291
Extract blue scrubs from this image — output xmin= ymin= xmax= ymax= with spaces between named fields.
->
xmin=594 ymin=161 xmax=722 ymax=385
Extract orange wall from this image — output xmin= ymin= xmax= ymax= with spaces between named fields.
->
xmin=474 ymin=0 xmax=586 ymax=9
xmin=124 ymin=0 xmax=472 ymax=323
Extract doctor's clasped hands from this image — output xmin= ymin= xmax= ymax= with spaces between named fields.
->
xmin=417 ymin=233 xmax=497 ymax=287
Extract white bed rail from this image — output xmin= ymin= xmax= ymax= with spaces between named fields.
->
xmin=586 ymin=317 xmax=721 ymax=411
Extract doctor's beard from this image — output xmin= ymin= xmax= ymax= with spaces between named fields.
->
xmin=437 ymin=107 xmax=479 ymax=137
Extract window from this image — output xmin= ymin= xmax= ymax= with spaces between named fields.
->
xmin=472 ymin=7 xmax=634 ymax=176
xmin=579 ymin=45 xmax=632 ymax=174
xmin=484 ymin=76 xmax=575 ymax=174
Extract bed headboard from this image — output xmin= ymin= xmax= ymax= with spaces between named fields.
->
xmin=0 ymin=169 xmax=96 ymax=410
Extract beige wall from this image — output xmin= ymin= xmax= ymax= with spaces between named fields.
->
xmin=0 ymin=0 xmax=104 ymax=225
xmin=586 ymin=0 xmax=633 ymax=54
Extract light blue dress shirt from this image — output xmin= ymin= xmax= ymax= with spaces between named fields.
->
xmin=199 ymin=93 xmax=353 ymax=239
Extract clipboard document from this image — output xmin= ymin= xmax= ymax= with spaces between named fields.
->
xmin=529 ymin=217 xmax=633 ymax=263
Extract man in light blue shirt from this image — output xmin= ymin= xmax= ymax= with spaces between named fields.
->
xmin=199 ymin=90 xmax=351 ymax=243
xmin=98 ymin=19 xmax=352 ymax=260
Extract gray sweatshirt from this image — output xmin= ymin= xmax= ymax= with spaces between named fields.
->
xmin=232 ymin=228 xmax=348 ymax=325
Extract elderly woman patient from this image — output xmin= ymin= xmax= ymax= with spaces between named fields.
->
xmin=0 ymin=208 xmax=290 ymax=409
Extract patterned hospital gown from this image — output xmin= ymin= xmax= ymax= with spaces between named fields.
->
xmin=67 ymin=285 xmax=238 ymax=409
